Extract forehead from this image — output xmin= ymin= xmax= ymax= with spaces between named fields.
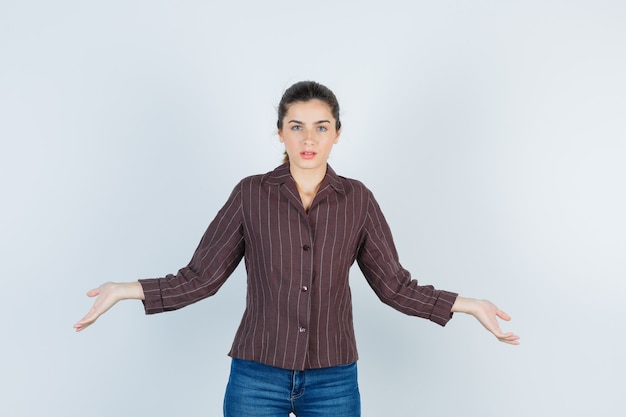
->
xmin=284 ymin=99 xmax=334 ymax=121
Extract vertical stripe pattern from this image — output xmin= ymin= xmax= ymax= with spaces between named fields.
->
xmin=140 ymin=164 xmax=457 ymax=371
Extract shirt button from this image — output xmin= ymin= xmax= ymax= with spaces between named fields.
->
xmin=299 ymin=327 xmax=306 ymax=333
xmin=301 ymin=286 xmax=308 ymax=292
xmin=302 ymin=245 xmax=311 ymax=251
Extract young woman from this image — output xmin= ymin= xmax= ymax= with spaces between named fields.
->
xmin=75 ymin=81 xmax=519 ymax=416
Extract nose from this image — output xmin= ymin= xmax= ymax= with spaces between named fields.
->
xmin=303 ymin=128 xmax=314 ymax=144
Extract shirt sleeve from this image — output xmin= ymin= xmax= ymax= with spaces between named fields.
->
xmin=139 ymin=183 xmax=245 ymax=314
xmin=356 ymin=191 xmax=457 ymax=326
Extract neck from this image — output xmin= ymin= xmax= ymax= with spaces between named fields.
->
xmin=289 ymin=164 xmax=327 ymax=194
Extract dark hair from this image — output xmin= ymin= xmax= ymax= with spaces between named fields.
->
xmin=277 ymin=81 xmax=341 ymax=163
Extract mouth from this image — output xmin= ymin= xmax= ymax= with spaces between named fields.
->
xmin=300 ymin=151 xmax=317 ymax=159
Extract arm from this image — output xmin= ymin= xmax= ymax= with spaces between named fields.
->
xmin=451 ymin=296 xmax=520 ymax=345
xmin=73 ymin=281 xmax=144 ymax=332
xmin=356 ymin=190 xmax=457 ymax=326
xmin=139 ymin=183 xmax=245 ymax=315
xmin=74 ymin=181 xmax=246 ymax=331
xmin=357 ymin=189 xmax=519 ymax=344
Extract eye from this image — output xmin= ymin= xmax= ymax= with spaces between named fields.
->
xmin=291 ymin=125 xmax=302 ymax=131
xmin=317 ymin=126 xmax=328 ymax=132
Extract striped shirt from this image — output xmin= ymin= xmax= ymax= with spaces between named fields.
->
xmin=139 ymin=163 xmax=457 ymax=371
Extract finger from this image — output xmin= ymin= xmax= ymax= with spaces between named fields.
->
xmin=73 ymin=321 xmax=89 ymax=332
xmin=74 ymin=306 xmax=99 ymax=329
xmin=86 ymin=288 xmax=100 ymax=297
xmin=498 ymin=333 xmax=520 ymax=344
xmin=496 ymin=309 xmax=511 ymax=321
xmin=74 ymin=317 xmax=96 ymax=331
xmin=73 ymin=316 xmax=92 ymax=331
xmin=489 ymin=323 xmax=516 ymax=339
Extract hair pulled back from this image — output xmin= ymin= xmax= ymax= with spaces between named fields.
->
xmin=277 ymin=81 xmax=341 ymax=131
xmin=277 ymin=81 xmax=341 ymax=163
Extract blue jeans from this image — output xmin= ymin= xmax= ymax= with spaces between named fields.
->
xmin=223 ymin=358 xmax=361 ymax=417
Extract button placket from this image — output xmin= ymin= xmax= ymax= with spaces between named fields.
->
xmin=299 ymin=242 xmax=311 ymax=337
xmin=294 ymin=214 xmax=314 ymax=366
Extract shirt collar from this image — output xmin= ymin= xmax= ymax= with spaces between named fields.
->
xmin=265 ymin=163 xmax=345 ymax=194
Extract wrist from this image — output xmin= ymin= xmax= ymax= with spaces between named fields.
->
xmin=114 ymin=281 xmax=145 ymax=301
xmin=451 ymin=296 xmax=476 ymax=314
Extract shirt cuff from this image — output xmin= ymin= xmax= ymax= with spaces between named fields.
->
xmin=430 ymin=290 xmax=458 ymax=326
xmin=138 ymin=278 xmax=165 ymax=315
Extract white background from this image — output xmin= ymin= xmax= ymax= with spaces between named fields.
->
xmin=1 ymin=1 xmax=624 ymax=416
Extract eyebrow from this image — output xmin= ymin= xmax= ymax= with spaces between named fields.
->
xmin=288 ymin=119 xmax=331 ymax=125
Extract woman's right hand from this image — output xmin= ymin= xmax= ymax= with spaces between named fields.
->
xmin=73 ymin=281 xmax=144 ymax=332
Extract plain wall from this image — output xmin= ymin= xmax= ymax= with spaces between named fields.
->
xmin=1 ymin=1 xmax=624 ymax=416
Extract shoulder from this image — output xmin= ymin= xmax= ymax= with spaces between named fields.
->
xmin=233 ymin=164 xmax=290 ymax=190
xmin=338 ymin=174 xmax=368 ymax=191
xmin=329 ymin=171 xmax=387 ymax=219
xmin=237 ymin=173 xmax=265 ymax=188
xmin=332 ymin=171 xmax=375 ymax=201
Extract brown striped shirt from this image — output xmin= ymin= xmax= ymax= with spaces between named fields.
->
xmin=139 ymin=163 xmax=457 ymax=370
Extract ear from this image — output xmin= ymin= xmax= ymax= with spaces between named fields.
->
xmin=333 ymin=128 xmax=341 ymax=144
xmin=278 ymin=128 xmax=284 ymax=143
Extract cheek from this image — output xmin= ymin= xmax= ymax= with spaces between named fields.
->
xmin=279 ymin=131 xmax=294 ymax=143
xmin=282 ymin=136 xmax=298 ymax=149
xmin=284 ymin=132 xmax=303 ymax=144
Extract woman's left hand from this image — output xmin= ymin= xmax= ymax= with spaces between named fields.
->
xmin=451 ymin=296 xmax=520 ymax=345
